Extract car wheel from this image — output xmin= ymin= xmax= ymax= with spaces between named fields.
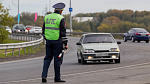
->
xmin=115 ymin=55 xmax=120 ymax=63
xmin=146 ymin=40 xmax=149 ymax=43
xmin=81 ymin=55 xmax=86 ymax=64
xmin=131 ymin=37 xmax=135 ymax=42
xmin=77 ymin=53 xmax=81 ymax=63
xmin=123 ymin=37 xmax=127 ymax=42
xmin=138 ymin=40 xmax=140 ymax=43
xmin=78 ymin=59 xmax=81 ymax=63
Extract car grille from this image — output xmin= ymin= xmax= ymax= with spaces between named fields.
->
xmin=94 ymin=56 xmax=111 ymax=58
xmin=20 ymin=30 xmax=25 ymax=31
xmin=94 ymin=50 xmax=109 ymax=53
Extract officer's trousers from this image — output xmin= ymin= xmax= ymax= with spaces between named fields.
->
xmin=42 ymin=39 xmax=63 ymax=81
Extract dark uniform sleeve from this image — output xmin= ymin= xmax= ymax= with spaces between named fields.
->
xmin=59 ymin=18 xmax=66 ymax=38
xmin=42 ymin=22 xmax=46 ymax=39
xmin=42 ymin=22 xmax=45 ymax=35
xmin=59 ymin=18 xmax=67 ymax=46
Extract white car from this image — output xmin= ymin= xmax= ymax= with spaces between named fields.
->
xmin=5 ymin=26 xmax=12 ymax=33
xmin=76 ymin=33 xmax=121 ymax=64
xmin=29 ymin=27 xmax=42 ymax=34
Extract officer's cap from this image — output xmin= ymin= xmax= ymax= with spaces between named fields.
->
xmin=53 ymin=2 xmax=66 ymax=10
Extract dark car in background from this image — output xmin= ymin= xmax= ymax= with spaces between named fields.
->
xmin=12 ymin=24 xmax=28 ymax=33
xmin=123 ymin=28 xmax=150 ymax=43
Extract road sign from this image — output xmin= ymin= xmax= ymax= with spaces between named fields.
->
xmin=69 ymin=8 xmax=73 ymax=12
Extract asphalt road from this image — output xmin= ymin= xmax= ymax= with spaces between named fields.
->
xmin=0 ymin=36 xmax=150 ymax=84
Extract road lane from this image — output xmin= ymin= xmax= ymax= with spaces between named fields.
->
xmin=0 ymin=36 xmax=150 ymax=83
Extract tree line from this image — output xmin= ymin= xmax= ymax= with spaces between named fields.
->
xmin=11 ymin=9 xmax=150 ymax=33
xmin=72 ymin=9 xmax=150 ymax=33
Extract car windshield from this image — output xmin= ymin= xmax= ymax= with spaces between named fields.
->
xmin=135 ymin=29 xmax=148 ymax=33
xmin=35 ymin=27 xmax=41 ymax=29
xmin=27 ymin=27 xmax=32 ymax=28
xmin=83 ymin=34 xmax=115 ymax=44
xmin=17 ymin=25 xmax=26 ymax=30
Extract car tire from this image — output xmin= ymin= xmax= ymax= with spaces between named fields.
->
xmin=77 ymin=53 xmax=81 ymax=63
xmin=123 ymin=37 xmax=127 ymax=42
xmin=78 ymin=59 xmax=81 ymax=63
xmin=81 ymin=55 xmax=86 ymax=64
xmin=115 ymin=55 xmax=120 ymax=63
xmin=131 ymin=37 xmax=135 ymax=42
xmin=138 ymin=40 xmax=140 ymax=43
xmin=146 ymin=40 xmax=149 ymax=43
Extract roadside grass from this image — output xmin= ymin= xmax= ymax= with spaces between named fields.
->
xmin=0 ymin=43 xmax=45 ymax=58
xmin=2 ymin=39 xmax=26 ymax=44
xmin=113 ymin=36 xmax=123 ymax=39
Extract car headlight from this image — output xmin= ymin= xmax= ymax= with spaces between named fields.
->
xmin=109 ymin=48 xmax=119 ymax=52
xmin=84 ymin=49 xmax=95 ymax=53
xmin=25 ymin=30 xmax=28 ymax=32
xmin=17 ymin=30 xmax=20 ymax=32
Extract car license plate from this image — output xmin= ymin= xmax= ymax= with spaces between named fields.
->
xmin=96 ymin=53 xmax=108 ymax=56
xmin=141 ymin=34 xmax=146 ymax=36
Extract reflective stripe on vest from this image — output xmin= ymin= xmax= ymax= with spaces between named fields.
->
xmin=44 ymin=13 xmax=64 ymax=40
xmin=45 ymin=27 xmax=59 ymax=30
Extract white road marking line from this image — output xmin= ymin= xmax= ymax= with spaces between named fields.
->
xmin=1 ymin=62 xmax=150 ymax=84
xmin=0 ymin=57 xmax=44 ymax=65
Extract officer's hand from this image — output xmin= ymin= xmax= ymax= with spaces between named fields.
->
xmin=65 ymin=45 xmax=68 ymax=50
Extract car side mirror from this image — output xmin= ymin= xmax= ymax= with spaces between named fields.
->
xmin=117 ymin=41 xmax=121 ymax=44
xmin=76 ymin=42 xmax=81 ymax=45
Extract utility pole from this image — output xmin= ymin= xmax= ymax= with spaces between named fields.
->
xmin=46 ymin=5 xmax=48 ymax=15
xmin=69 ymin=0 xmax=72 ymax=35
xmin=49 ymin=0 xmax=51 ymax=12
xmin=18 ymin=0 xmax=19 ymax=24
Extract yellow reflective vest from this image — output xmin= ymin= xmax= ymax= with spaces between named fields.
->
xmin=44 ymin=13 xmax=64 ymax=40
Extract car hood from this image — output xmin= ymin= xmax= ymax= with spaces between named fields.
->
xmin=82 ymin=43 xmax=119 ymax=50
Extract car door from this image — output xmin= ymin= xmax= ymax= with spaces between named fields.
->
xmin=128 ymin=29 xmax=134 ymax=39
xmin=125 ymin=29 xmax=133 ymax=40
xmin=124 ymin=30 xmax=130 ymax=40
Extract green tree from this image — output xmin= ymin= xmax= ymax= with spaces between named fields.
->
xmin=102 ymin=16 xmax=121 ymax=25
xmin=0 ymin=2 xmax=14 ymax=43
xmin=97 ymin=23 xmax=110 ymax=33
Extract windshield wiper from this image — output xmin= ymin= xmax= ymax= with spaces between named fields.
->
xmin=102 ymin=41 xmax=113 ymax=43
xmin=85 ymin=42 xmax=101 ymax=43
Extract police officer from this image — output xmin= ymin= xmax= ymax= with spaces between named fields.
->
xmin=41 ymin=2 xmax=68 ymax=83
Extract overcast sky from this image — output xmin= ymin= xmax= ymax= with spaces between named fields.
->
xmin=1 ymin=0 xmax=150 ymax=16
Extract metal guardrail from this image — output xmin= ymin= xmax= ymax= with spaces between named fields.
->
xmin=0 ymin=34 xmax=43 ymax=56
xmin=9 ymin=33 xmax=41 ymax=41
